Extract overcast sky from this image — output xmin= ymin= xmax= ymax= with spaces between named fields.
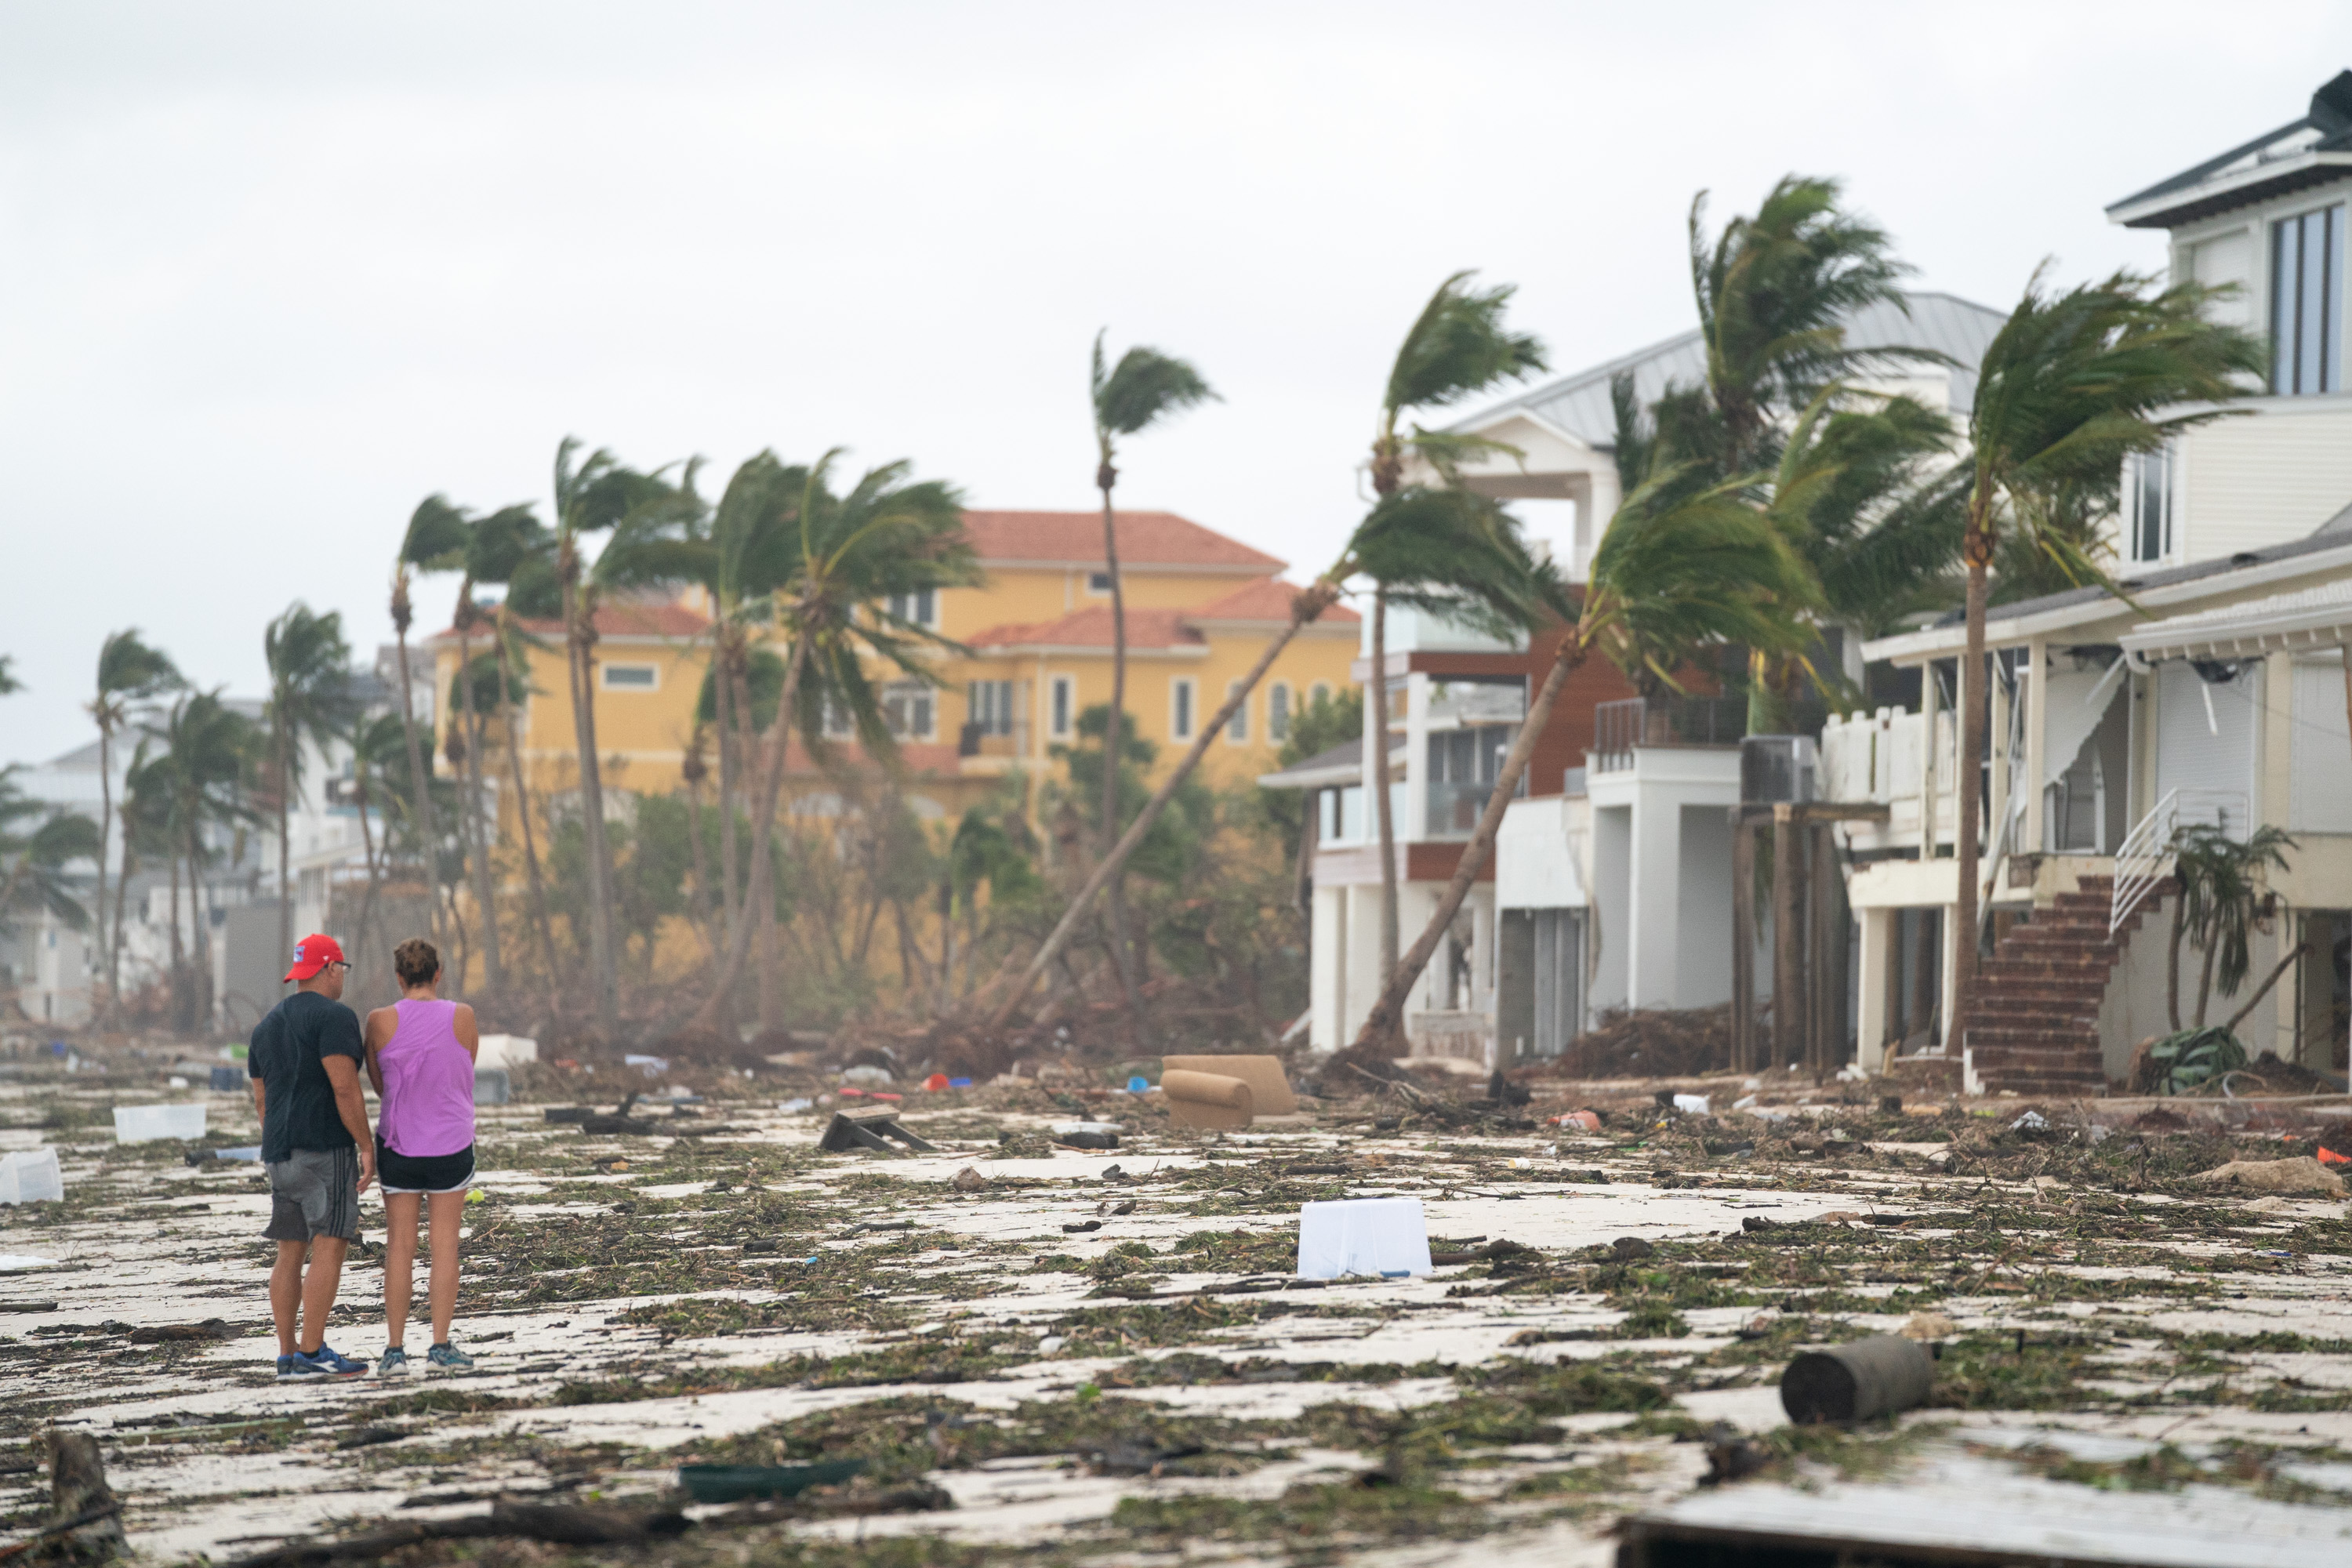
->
xmin=4 ymin=2 xmax=2348 ymax=763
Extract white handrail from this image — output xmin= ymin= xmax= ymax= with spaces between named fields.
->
xmin=2111 ymin=788 xmax=2251 ymax=933
xmin=2111 ymin=789 xmax=2179 ymax=935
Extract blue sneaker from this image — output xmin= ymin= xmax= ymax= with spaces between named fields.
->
xmin=285 ymin=1344 xmax=368 ymax=1377
xmin=275 ymin=1353 xmax=295 ymax=1380
xmin=426 ymin=1342 xmax=474 ymax=1371
xmin=377 ymin=1347 xmax=410 ymax=1378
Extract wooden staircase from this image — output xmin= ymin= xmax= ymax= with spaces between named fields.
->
xmin=1965 ymin=874 xmax=2158 ymax=1097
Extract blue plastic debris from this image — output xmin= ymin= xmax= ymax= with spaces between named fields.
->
xmin=949 ymin=1076 xmax=973 ymax=1088
xmin=1127 ymin=1076 xmax=1149 ymax=1093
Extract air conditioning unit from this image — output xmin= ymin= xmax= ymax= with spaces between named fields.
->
xmin=1741 ymin=735 xmax=1817 ymax=804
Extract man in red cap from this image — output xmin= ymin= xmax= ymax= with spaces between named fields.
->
xmin=249 ymin=934 xmax=376 ymax=1377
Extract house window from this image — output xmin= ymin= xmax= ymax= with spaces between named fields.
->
xmin=822 ymin=697 xmax=854 ymax=739
xmin=1268 ymin=681 xmax=1292 ymax=742
xmin=1049 ymin=675 xmax=1074 ymax=739
xmin=968 ymin=679 xmax=1014 ymax=737
xmin=1087 ymin=570 xmax=1114 ymax=594
xmin=601 ymin=663 xmax=658 ymax=691
xmin=1310 ymin=681 xmax=1332 ymax=707
xmin=884 ymin=589 xmax=937 ymax=628
xmin=883 ymin=681 xmax=934 ymax=741
xmin=1225 ymin=681 xmax=1248 ymax=742
xmin=1171 ymin=677 xmax=1196 ymax=742
xmin=2272 ymin=203 xmax=2346 ymax=395
xmin=2125 ymin=444 xmax=2176 ymax=564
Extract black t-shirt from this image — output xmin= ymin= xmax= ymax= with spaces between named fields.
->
xmin=249 ymin=991 xmax=365 ymax=1163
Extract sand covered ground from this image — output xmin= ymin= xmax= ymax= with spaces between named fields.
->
xmin=5 ymin=1049 xmax=2352 ymax=1565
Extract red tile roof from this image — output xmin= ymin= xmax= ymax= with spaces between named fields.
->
xmin=1190 ymin=577 xmax=1361 ymax=624
xmin=427 ymin=601 xmax=711 ymax=644
xmin=960 ymin=510 xmax=1284 ymax=572
xmin=967 ymin=605 xmax=1206 ymax=652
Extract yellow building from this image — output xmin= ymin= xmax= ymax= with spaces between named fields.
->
xmin=424 ymin=510 xmax=1359 ymax=825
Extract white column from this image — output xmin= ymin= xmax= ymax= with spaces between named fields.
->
xmin=2264 ymin=652 xmax=2296 ymax=1058
xmin=1918 ymin=659 xmax=1939 ymax=857
xmin=1627 ymin=788 xmax=1682 ymax=1010
xmin=2023 ymin=639 xmax=2047 ymax=855
xmin=1856 ymin=907 xmax=1891 ymax=1074
xmin=1989 ymin=654 xmax=2012 ymax=859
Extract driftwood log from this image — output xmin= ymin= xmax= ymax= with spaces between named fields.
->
xmin=217 ymin=1501 xmax=688 ymax=1568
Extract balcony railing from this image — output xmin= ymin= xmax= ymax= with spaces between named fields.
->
xmin=1591 ymin=695 xmax=1748 ymax=772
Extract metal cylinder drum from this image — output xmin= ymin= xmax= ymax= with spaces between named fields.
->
xmin=1780 ymin=1334 xmax=1934 ymax=1424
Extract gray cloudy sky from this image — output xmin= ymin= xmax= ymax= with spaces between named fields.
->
xmin=4 ymin=1 xmax=2348 ymax=762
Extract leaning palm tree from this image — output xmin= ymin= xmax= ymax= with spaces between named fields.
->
xmin=1948 ymin=268 xmax=2264 ymax=1040
xmin=147 ymin=690 xmax=263 ymax=1033
xmin=87 ymin=630 xmax=181 ymax=1019
xmin=1089 ymin=332 xmax=1216 ymax=1040
xmin=980 ymin=481 xmax=1548 ymax=1033
xmin=1363 ymin=273 xmax=1548 ymax=989
xmin=1343 ymin=471 xmax=1818 ymax=1053
xmin=392 ymin=498 xmax=472 ymax=944
xmin=263 ymin=604 xmax=354 ymax=971
xmin=686 ymin=452 xmax=976 ymax=1033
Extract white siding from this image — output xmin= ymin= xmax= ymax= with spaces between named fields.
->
xmin=2187 ymin=230 xmax=2258 ymax=329
xmin=2180 ymin=397 xmax=2352 ymax=561
xmin=2291 ymin=656 xmax=2352 ymax=833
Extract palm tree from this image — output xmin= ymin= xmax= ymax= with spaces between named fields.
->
xmin=1089 ymin=332 xmax=1216 ymax=1040
xmin=1949 ymin=268 xmax=2264 ymax=1041
xmin=145 ymin=690 xmax=263 ymax=1033
xmin=1343 ymin=470 xmax=1817 ymax=1053
xmin=393 ymin=499 xmax=471 ymax=946
xmin=1363 ymin=272 xmax=1548 ymax=991
xmin=1687 ymin=175 xmax=1922 ymax=474
xmin=0 ymin=656 xmax=18 ymax=695
xmin=687 ymin=452 xmax=976 ymax=1033
xmin=549 ymin=439 xmax=691 ymax=1037
xmin=263 ymin=604 xmax=354 ymax=972
xmin=345 ymin=711 xmax=412 ymax=971
xmin=87 ymin=630 xmax=181 ymax=1019
xmin=0 ymin=768 xmax=103 ymax=942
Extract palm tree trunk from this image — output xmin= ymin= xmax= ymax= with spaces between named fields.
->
xmin=276 ymin=724 xmax=293 ymax=973
xmin=1372 ymin=588 xmax=1399 ymax=986
xmin=2195 ymin=929 xmax=2221 ymax=1028
xmin=689 ymin=630 xmax=815 ymax=1033
xmin=1098 ymin=476 xmax=1146 ymax=1047
xmin=1348 ymin=633 xmax=1579 ymax=1053
xmin=562 ymin=587 xmax=619 ymax=1036
xmin=684 ymin=751 xmax=716 ymax=949
xmin=715 ymin=636 xmax=741 ymax=951
xmin=165 ymin=834 xmax=184 ymax=1033
xmin=1953 ymin=544 xmax=1992 ymax=1057
xmin=456 ymin=614 xmax=504 ymax=995
xmin=2166 ymin=889 xmax=2187 ymax=1033
xmin=96 ymin=724 xmax=115 ymax=1023
xmin=353 ymin=764 xmax=383 ymax=978
xmin=983 ymin=580 xmax=1342 ymax=1029
xmin=499 ymin=681 xmax=557 ymax=987
xmin=392 ymin=616 xmax=440 ymax=946
xmin=111 ymin=838 xmax=137 ymax=1016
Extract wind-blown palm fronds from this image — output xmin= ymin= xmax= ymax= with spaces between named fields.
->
xmin=263 ymin=603 xmax=355 ymax=968
xmin=88 ymin=630 xmax=181 ymax=1016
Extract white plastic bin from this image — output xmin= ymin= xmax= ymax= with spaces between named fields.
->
xmin=0 ymin=1148 xmax=64 ymax=1204
xmin=476 ymin=1034 xmax=539 ymax=1070
xmin=113 ymin=1104 xmax=207 ymax=1144
xmin=1296 ymin=1196 xmax=1433 ymax=1279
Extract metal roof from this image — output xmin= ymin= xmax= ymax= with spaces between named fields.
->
xmin=2118 ymin=577 xmax=2352 ymax=659
xmin=1255 ymin=735 xmax=1406 ymax=790
xmin=1446 ymin=292 xmax=2009 ymax=450
xmin=2106 ymin=71 xmax=2352 ymax=230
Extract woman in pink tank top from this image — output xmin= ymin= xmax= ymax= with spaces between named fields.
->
xmin=361 ymin=938 xmax=480 ymax=1375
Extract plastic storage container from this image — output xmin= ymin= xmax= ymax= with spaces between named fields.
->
xmin=113 ymin=1104 xmax=207 ymax=1143
xmin=0 ymin=1148 xmax=64 ymax=1204
xmin=209 ymin=1065 xmax=245 ymax=1093
xmin=1296 ymin=1196 xmax=1433 ymax=1279
xmin=473 ymin=1067 xmax=512 ymax=1105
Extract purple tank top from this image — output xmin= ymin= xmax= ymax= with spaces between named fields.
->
xmin=376 ymin=999 xmax=475 ymax=1158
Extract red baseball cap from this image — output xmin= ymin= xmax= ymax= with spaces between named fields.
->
xmin=285 ymin=934 xmax=347 ymax=982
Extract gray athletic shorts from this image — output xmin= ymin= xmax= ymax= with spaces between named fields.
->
xmin=263 ymin=1145 xmax=361 ymax=1242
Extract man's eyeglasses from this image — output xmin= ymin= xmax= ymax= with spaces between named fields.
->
xmin=325 ymin=961 xmax=351 ymax=975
